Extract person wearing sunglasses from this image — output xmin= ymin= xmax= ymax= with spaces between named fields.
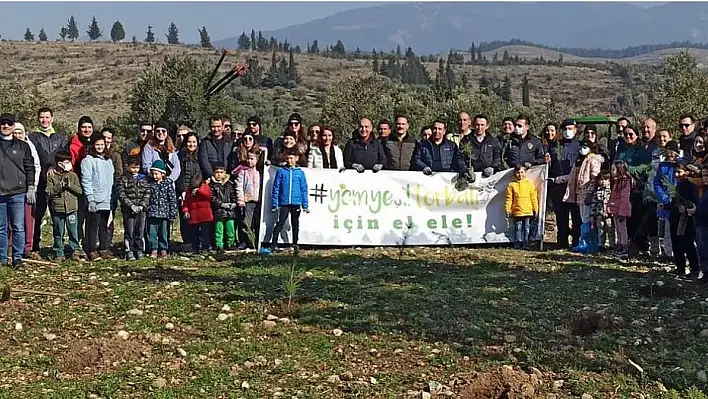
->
xmin=223 ymin=118 xmax=232 ymax=136
xmin=246 ymin=115 xmax=273 ymax=157
xmin=0 ymin=114 xmax=38 ymax=270
xmin=124 ymin=122 xmax=153 ymax=162
xmin=272 ymin=113 xmax=307 ymax=164
xmin=582 ymin=124 xmax=610 ymax=167
xmin=678 ymin=114 xmax=698 ymax=157
xmin=142 ymin=121 xmax=181 ymax=184
xmin=503 ymin=114 xmax=546 ymax=169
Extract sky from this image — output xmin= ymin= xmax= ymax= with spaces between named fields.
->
xmin=0 ymin=2 xmax=371 ymax=43
xmin=0 ymin=1 xmax=664 ymax=44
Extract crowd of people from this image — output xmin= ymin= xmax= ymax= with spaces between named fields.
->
xmin=0 ymin=108 xmax=706 ymax=281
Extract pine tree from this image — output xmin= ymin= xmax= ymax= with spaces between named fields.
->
xmin=67 ymin=16 xmax=79 ymax=41
xmin=241 ymin=56 xmax=263 ymax=88
xmin=445 ymin=59 xmax=455 ymax=93
xmin=166 ymin=22 xmax=179 ymax=45
xmin=24 ymin=28 xmax=34 ymax=42
xmin=110 ymin=21 xmax=125 ymax=42
xmin=132 ymin=35 xmax=137 ymax=44
xmin=477 ymin=49 xmax=483 ymax=63
xmin=145 ymin=25 xmax=155 ymax=43
xmin=294 ymin=45 xmax=301 ymax=53
xmin=87 ymin=16 xmax=102 ymax=40
xmin=396 ymin=45 xmax=402 ymax=58
xmin=372 ymin=53 xmax=379 ymax=74
xmin=287 ymin=49 xmax=299 ymax=83
xmin=501 ymin=75 xmax=512 ymax=102
xmin=59 ymin=27 xmax=68 ymax=41
xmin=256 ymin=31 xmax=267 ymax=51
xmin=269 ymin=36 xmax=278 ymax=51
xmin=237 ymin=31 xmax=250 ymax=50
xmin=522 ymin=74 xmax=530 ymax=107
xmin=309 ymin=39 xmax=319 ymax=54
xmin=250 ymin=29 xmax=256 ymax=50
xmin=38 ymin=28 xmax=47 ymax=42
xmin=332 ymin=39 xmax=345 ymax=58
xmin=198 ymin=26 xmax=212 ymax=48
xmin=470 ymin=42 xmax=476 ymax=62
xmin=558 ymin=53 xmax=564 ymax=65
xmin=503 ymin=49 xmax=510 ymax=61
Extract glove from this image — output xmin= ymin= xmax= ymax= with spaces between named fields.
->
xmin=184 ymin=212 xmax=191 ymax=220
xmin=465 ymin=172 xmax=476 ymax=184
xmin=130 ymin=205 xmax=141 ymax=214
xmin=303 ymin=208 xmax=311 ymax=214
xmin=271 ymin=207 xmax=278 ymax=213
xmin=372 ymin=164 xmax=383 ymax=173
xmin=524 ymin=162 xmax=532 ymax=169
xmin=678 ymin=204 xmax=686 ymax=213
xmin=352 ymin=163 xmax=365 ymax=173
xmin=26 ymin=186 xmax=36 ymax=205
xmin=338 ymin=167 xmax=346 ymax=173
xmin=238 ymin=201 xmax=246 ymax=208
xmin=482 ymin=167 xmax=494 ymax=178
xmin=88 ymin=201 xmax=98 ymax=213
xmin=423 ymin=167 xmax=432 ymax=176
xmin=230 ymin=203 xmax=238 ymax=210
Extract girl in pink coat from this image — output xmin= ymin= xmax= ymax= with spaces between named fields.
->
xmin=607 ymin=160 xmax=634 ymax=257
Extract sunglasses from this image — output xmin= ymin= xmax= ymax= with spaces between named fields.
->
xmin=311 ymin=130 xmax=320 ymax=133
xmin=680 ymin=123 xmax=692 ymax=128
xmin=624 ymin=132 xmax=637 ymax=137
xmin=248 ymin=122 xmax=258 ymax=126
xmin=585 ymin=130 xmax=596 ymax=134
xmin=140 ymin=128 xmax=152 ymax=133
xmin=289 ymin=121 xmax=300 ymax=126
xmin=243 ymin=136 xmax=254 ymax=141
xmin=0 ymin=121 xmax=13 ymax=126
xmin=224 ymin=124 xmax=231 ymax=128
xmin=155 ymin=129 xmax=168 ymax=134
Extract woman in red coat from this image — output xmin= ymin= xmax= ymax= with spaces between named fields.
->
xmin=181 ymin=173 xmax=214 ymax=253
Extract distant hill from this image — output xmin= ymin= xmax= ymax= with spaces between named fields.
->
xmin=214 ymin=2 xmax=708 ymax=56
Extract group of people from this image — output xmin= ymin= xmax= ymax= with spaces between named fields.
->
xmin=0 ymin=107 xmax=706 ymax=280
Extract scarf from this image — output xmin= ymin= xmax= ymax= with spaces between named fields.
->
xmin=321 ymin=145 xmax=337 ymax=169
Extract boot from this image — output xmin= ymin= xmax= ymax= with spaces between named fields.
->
xmin=586 ymin=223 xmax=599 ymax=254
xmin=573 ymin=222 xmax=590 ymax=253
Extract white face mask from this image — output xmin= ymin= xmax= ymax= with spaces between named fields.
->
xmin=515 ymin=126 xmax=524 ymax=135
xmin=59 ymin=161 xmax=72 ymax=172
xmin=563 ymin=129 xmax=575 ymax=139
xmin=579 ymin=147 xmax=590 ymax=156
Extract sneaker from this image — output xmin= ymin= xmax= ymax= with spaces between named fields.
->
xmin=150 ymin=250 xmax=158 ymax=258
xmin=273 ymin=246 xmax=284 ymax=253
xmin=159 ymin=250 xmax=168 ymax=258
xmin=54 ymin=256 xmax=66 ymax=263
xmin=237 ymin=242 xmax=247 ymax=251
xmin=88 ymin=252 xmax=102 ymax=262
xmin=11 ymin=259 xmax=23 ymax=270
xmin=135 ymin=251 xmax=144 ymax=260
xmin=126 ymin=252 xmax=136 ymax=261
xmin=293 ymin=244 xmax=300 ymax=255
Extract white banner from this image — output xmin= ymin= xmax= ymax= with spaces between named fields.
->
xmin=258 ymin=165 xmax=548 ymax=247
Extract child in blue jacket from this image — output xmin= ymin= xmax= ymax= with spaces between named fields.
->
xmin=268 ymin=148 xmax=309 ymax=252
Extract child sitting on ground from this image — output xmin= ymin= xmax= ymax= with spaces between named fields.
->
xmin=146 ymin=160 xmax=177 ymax=258
xmin=234 ymin=147 xmax=262 ymax=250
xmin=266 ymin=148 xmax=309 ymax=253
xmin=505 ymin=164 xmax=539 ymax=250
xmin=117 ymin=157 xmax=150 ymax=260
xmin=591 ymin=170 xmax=614 ymax=251
xmin=209 ymin=162 xmax=238 ymax=251
xmin=45 ymin=150 xmax=83 ymax=262
xmin=182 ymin=172 xmax=214 ymax=253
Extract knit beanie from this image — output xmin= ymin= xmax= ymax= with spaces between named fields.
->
xmin=665 ymin=140 xmax=679 ymax=154
xmin=247 ymin=116 xmax=261 ymax=126
xmin=154 ymin=120 xmax=170 ymax=132
xmin=150 ymin=159 xmax=167 ymax=175
xmin=283 ymin=130 xmax=297 ymax=140
xmin=12 ymin=122 xmax=25 ymax=134
xmin=77 ymin=116 xmax=93 ymax=131
xmin=287 ymin=113 xmax=302 ymax=124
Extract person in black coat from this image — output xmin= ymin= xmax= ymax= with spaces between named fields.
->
xmin=199 ymin=116 xmax=235 ymax=178
xmin=457 ymin=114 xmax=502 ymax=178
xmin=343 ymin=118 xmax=387 ymax=173
xmin=502 ymin=115 xmax=546 ymax=169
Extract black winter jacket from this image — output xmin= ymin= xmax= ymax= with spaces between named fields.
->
xmin=382 ymin=134 xmax=417 ymax=171
xmin=458 ymin=133 xmax=502 ymax=173
xmin=199 ymin=135 xmax=235 ymax=178
xmin=343 ymin=137 xmax=388 ymax=170
xmin=117 ymin=173 xmax=151 ymax=212
xmin=209 ymin=177 xmax=238 ymax=219
xmin=28 ymin=131 xmax=67 ymax=185
xmin=177 ymin=150 xmax=200 ymax=195
xmin=503 ymin=133 xmax=546 ymax=168
xmin=0 ymin=138 xmax=36 ymax=196
xmin=147 ymin=179 xmax=177 ymax=219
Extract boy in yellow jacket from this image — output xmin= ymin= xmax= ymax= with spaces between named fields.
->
xmin=505 ymin=164 xmax=539 ymax=249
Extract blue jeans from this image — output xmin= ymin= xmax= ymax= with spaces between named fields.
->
xmin=696 ymin=225 xmax=708 ymax=274
xmin=0 ymin=193 xmax=26 ymax=262
xmin=513 ymin=216 xmax=531 ymax=246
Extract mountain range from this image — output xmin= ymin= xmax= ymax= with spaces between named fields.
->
xmin=214 ymin=2 xmax=708 ymax=56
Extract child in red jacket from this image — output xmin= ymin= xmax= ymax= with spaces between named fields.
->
xmin=182 ymin=172 xmax=214 ymax=253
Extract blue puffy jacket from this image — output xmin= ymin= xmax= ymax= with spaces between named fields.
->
xmin=81 ymin=154 xmax=115 ymax=211
xmin=653 ymin=161 xmax=677 ymax=219
xmin=272 ymin=166 xmax=308 ymax=209
xmin=413 ymin=139 xmax=462 ymax=172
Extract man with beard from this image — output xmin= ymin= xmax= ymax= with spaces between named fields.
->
xmin=28 ymin=107 xmax=67 ymax=259
xmin=0 ymin=114 xmax=36 ymax=269
xmin=123 ymin=122 xmax=153 ymax=162
xmin=678 ymin=114 xmax=699 ymax=158
xmin=246 ymin=115 xmax=273 ymax=156
xmin=343 ymin=118 xmax=387 ymax=172
xmin=199 ymin=116 xmax=235 ymax=179
xmin=457 ymin=114 xmax=502 ymax=179
xmin=382 ymin=115 xmax=417 ymax=171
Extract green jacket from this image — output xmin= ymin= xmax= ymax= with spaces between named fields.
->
xmin=46 ymin=170 xmax=83 ymax=214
